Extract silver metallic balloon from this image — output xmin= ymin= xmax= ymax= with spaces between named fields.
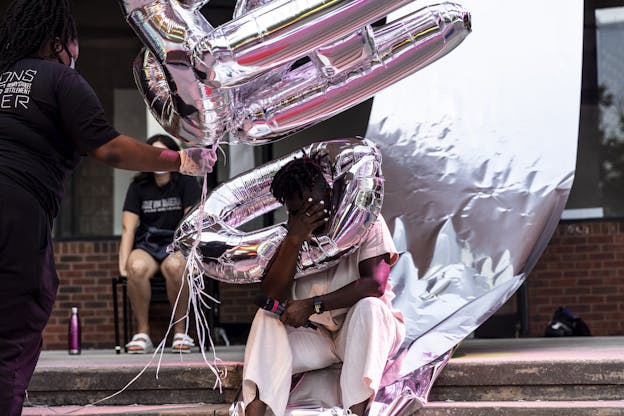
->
xmin=233 ymin=3 xmax=471 ymax=143
xmin=173 ymin=138 xmax=383 ymax=283
xmin=119 ymin=0 xmax=471 ymax=145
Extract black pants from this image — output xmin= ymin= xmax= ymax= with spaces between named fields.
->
xmin=0 ymin=181 xmax=58 ymax=416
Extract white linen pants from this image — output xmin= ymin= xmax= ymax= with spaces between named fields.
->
xmin=242 ymin=297 xmax=405 ymax=416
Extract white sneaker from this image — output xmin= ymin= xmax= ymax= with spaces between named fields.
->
xmin=228 ymin=401 xmax=244 ymax=416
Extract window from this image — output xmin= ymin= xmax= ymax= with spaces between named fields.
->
xmin=566 ymin=1 xmax=624 ymax=219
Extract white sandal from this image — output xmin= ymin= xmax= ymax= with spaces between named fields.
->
xmin=126 ymin=332 xmax=154 ymax=354
xmin=171 ymin=332 xmax=195 ymax=353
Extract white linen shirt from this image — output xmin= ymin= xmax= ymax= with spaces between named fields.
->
xmin=290 ymin=215 xmax=404 ymax=331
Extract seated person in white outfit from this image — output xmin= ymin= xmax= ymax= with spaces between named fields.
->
xmin=243 ymin=156 xmax=406 ymax=416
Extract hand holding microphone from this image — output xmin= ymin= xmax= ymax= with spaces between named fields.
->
xmin=254 ymin=295 xmax=318 ymax=330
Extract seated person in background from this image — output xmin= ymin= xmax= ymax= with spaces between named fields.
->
xmin=119 ymin=134 xmax=201 ymax=354
xmin=243 ymin=157 xmax=406 ymax=416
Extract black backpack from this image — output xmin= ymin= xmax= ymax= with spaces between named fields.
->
xmin=544 ymin=307 xmax=591 ymax=337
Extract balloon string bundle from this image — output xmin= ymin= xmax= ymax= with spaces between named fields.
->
xmin=156 ymin=143 xmax=227 ymax=383
xmin=86 ymin=146 xmax=226 ymax=409
xmin=178 ymin=160 xmax=225 ymax=383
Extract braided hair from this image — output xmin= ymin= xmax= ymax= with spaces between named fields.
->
xmin=0 ymin=0 xmax=77 ymax=73
xmin=271 ymin=155 xmax=329 ymax=204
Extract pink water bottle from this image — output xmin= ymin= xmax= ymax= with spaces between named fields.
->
xmin=68 ymin=306 xmax=81 ymax=355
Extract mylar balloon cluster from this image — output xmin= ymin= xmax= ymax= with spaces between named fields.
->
xmin=173 ymin=138 xmax=383 ymax=283
xmin=119 ymin=0 xmax=471 ymax=145
xmin=121 ymin=1 xmax=476 ymax=415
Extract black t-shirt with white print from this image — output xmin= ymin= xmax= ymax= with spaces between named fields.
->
xmin=122 ymin=175 xmax=200 ymax=245
xmin=0 ymin=58 xmax=119 ymax=220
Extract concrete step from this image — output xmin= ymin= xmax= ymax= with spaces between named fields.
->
xmin=420 ymin=400 xmax=624 ymax=416
xmin=431 ymin=337 xmax=624 ymax=402
xmin=22 ymin=403 xmax=231 ymax=415
xmin=24 ymin=338 xmax=624 ymax=409
xmin=27 ymin=346 xmax=245 ymax=406
xmin=23 ymin=401 xmax=624 ymax=416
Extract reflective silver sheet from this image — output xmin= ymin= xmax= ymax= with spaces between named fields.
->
xmin=366 ymin=1 xmax=583 ymax=413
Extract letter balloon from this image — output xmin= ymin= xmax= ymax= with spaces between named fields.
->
xmin=120 ymin=0 xmax=471 ymax=145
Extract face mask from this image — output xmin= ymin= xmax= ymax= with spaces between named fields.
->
xmin=65 ymin=45 xmax=76 ymax=69
xmin=57 ymin=44 xmax=76 ymax=69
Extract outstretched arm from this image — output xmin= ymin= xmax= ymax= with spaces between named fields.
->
xmin=89 ymin=134 xmax=217 ymax=176
xmin=89 ymin=134 xmax=181 ymax=172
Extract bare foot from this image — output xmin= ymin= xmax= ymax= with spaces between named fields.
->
xmin=245 ymin=398 xmax=267 ymax=416
xmin=350 ymin=398 xmax=368 ymax=416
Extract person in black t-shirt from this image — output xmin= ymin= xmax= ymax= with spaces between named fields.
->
xmin=0 ymin=1 xmax=218 ymax=414
xmin=119 ymin=135 xmax=201 ymax=354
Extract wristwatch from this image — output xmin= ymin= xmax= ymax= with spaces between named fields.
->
xmin=313 ymin=296 xmax=324 ymax=314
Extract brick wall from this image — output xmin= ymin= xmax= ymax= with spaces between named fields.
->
xmin=44 ymin=239 xmax=262 ymax=350
xmin=44 ymin=240 xmax=121 ymax=350
xmin=527 ymin=221 xmax=624 ymax=336
xmin=218 ymin=283 xmax=262 ymax=324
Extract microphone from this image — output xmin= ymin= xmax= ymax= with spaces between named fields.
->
xmin=254 ymin=295 xmax=317 ymax=330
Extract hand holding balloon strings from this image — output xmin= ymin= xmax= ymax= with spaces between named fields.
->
xmin=178 ymin=147 xmax=218 ymax=176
